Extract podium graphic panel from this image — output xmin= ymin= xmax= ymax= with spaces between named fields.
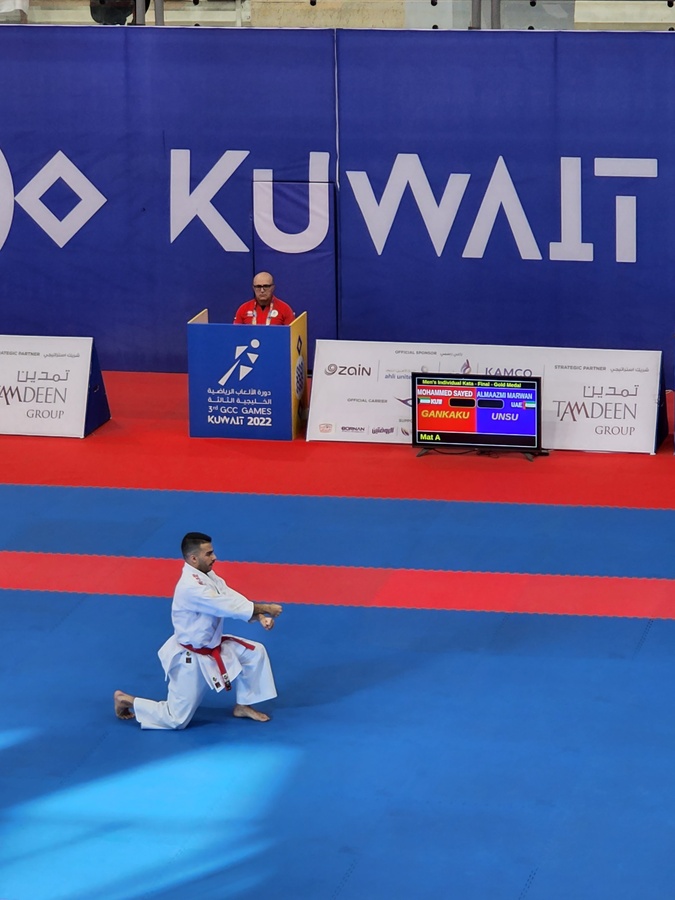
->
xmin=188 ymin=313 xmax=307 ymax=440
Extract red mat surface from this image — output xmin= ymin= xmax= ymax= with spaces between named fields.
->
xmin=1 ymin=371 xmax=675 ymax=507
xmin=2 ymin=550 xmax=673 ymax=619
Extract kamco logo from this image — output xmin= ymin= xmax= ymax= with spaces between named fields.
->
xmin=0 ymin=150 xmax=106 ymax=249
xmin=484 ymin=367 xmax=534 ymax=377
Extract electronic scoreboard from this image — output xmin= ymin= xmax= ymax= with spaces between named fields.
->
xmin=412 ymin=372 xmax=543 ymax=453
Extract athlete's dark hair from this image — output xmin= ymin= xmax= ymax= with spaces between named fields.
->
xmin=181 ymin=532 xmax=212 ymax=560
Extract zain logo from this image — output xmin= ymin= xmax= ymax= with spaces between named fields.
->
xmin=0 ymin=150 xmax=107 ymax=249
xmin=219 ymin=339 xmax=261 ymax=386
xmin=461 ymin=359 xmax=472 ymax=374
xmin=324 ymin=363 xmax=372 ymax=377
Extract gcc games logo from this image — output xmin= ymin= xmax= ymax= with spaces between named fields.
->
xmin=219 ymin=339 xmax=260 ymax=386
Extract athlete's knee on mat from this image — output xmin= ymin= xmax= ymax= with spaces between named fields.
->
xmin=168 ymin=719 xmax=190 ymax=730
xmin=164 ymin=695 xmax=199 ymax=730
xmin=165 ymin=701 xmax=199 ymax=729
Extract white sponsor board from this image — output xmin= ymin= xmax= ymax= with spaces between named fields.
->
xmin=307 ymin=340 xmax=663 ymax=453
xmin=0 ymin=335 xmax=95 ymax=437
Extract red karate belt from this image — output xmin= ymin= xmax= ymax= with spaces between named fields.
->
xmin=180 ymin=636 xmax=256 ymax=692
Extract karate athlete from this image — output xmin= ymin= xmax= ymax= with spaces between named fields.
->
xmin=114 ymin=532 xmax=282 ymax=729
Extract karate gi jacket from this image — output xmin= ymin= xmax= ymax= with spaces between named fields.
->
xmin=158 ymin=563 xmax=255 ymax=693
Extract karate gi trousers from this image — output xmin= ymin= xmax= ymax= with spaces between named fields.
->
xmin=134 ymin=635 xmax=276 ymax=730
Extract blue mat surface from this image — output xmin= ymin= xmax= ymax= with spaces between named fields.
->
xmin=2 ymin=589 xmax=675 ymax=900
xmin=2 ymin=483 xmax=675 ymax=576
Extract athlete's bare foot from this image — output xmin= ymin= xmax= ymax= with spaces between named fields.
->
xmin=114 ymin=690 xmax=136 ymax=720
xmin=233 ymin=704 xmax=270 ymax=722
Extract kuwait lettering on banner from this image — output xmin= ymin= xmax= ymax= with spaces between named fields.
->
xmin=0 ymin=147 xmax=656 ymax=267
xmin=307 ymin=339 xmax=663 ymax=453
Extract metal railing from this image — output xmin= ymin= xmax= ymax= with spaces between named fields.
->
xmin=4 ymin=0 xmax=675 ymax=31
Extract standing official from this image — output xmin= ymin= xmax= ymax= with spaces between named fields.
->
xmin=233 ymin=272 xmax=295 ymax=325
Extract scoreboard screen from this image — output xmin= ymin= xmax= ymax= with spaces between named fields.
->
xmin=412 ymin=372 xmax=543 ymax=453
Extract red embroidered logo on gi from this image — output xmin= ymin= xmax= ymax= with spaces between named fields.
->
xmin=192 ymin=573 xmax=206 ymax=585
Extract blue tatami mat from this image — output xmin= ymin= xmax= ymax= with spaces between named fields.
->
xmin=3 ymin=483 xmax=675 ymax=577
xmin=2 ymin=591 xmax=675 ymax=900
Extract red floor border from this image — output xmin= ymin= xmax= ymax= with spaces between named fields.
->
xmin=2 ymin=551 xmax=673 ymax=619
xmin=2 ymin=372 xmax=675 ymax=507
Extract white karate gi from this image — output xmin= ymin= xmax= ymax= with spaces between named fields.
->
xmin=133 ymin=563 xmax=277 ymax=730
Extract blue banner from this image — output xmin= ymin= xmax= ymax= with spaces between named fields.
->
xmin=2 ymin=28 xmax=675 ymax=382
xmin=336 ymin=31 xmax=673 ymax=378
xmin=0 ymin=28 xmax=337 ymax=371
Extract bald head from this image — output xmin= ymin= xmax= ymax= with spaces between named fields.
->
xmin=252 ymin=272 xmax=275 ymax=308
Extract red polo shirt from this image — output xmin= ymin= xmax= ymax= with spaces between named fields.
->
xmin=233 ymin=296 xmax=295 ymax=325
